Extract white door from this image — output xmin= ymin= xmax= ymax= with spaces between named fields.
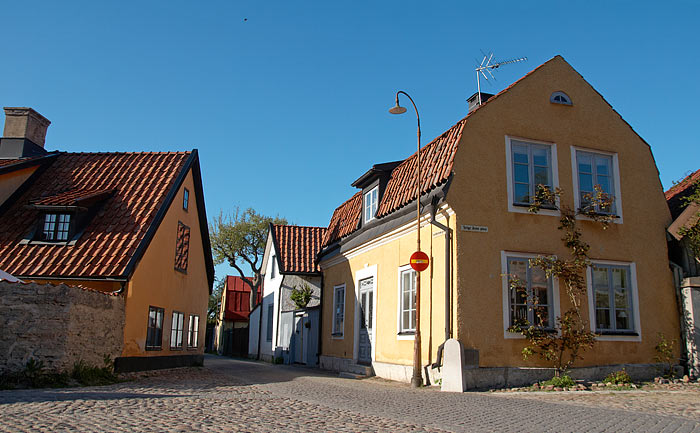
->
xmin=358 ymin=277 xmax=374 ymax=365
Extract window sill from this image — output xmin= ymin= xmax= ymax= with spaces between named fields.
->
xmin=597 ymin=331 xmax=638 ymax=336
xmin=331 ymin=333 xmax=344 ymax=339
xmin=397 ymin=331 xmax=415 ymax=340
xmin=170 ymin=347 xmax=184 ymax=351
xmin=508 ymin=202 xmax=560 ymax=216
xmin=145 ymin=346 xmax=162 ymax=351
xmin=174 ymin=267 xmax=188 ymax=274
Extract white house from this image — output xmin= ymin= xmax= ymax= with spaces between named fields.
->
xmin=248 ymin=223 xmax=325 ymax=365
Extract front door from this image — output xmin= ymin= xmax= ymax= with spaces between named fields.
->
xmin=358 ymin=277 xmax=374 ymax=365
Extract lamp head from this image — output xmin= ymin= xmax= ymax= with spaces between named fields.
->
xmin=389 ymin=104 xmax=407 ymax=115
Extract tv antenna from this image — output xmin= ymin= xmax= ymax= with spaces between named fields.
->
xmin=475 ymin=53 xmax=527 ymax=105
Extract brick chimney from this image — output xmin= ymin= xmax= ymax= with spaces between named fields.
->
xmin=0 ymin=107 xmax=50 ymax=158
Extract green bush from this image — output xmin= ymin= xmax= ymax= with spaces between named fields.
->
xmin=603 ymin=369 xmax=632 ymax=385
xmin=70 ymin=356 xmax=119 ymax=386
xmin=541 ymin=375 xmax=576 ymax=388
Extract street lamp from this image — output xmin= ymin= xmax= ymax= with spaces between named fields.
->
xmin=389 ymin=91 xmax=423 ymax=388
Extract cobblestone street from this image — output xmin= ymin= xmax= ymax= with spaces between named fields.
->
xmin=1 ymin=355 xmax=699 ymax=432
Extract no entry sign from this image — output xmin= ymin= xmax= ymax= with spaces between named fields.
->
xmin=410 ymin=251 xmax=430 ymax=272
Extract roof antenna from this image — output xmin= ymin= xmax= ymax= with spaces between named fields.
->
xmin=475 ymin=53 xmax=528 ymax=105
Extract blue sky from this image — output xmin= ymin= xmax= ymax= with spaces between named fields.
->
xmin=2 ymin=1 xmax=698 ymax=279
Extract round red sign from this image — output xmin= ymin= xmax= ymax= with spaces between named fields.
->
xmin=410 ymin=251 xmax=430 ymax=272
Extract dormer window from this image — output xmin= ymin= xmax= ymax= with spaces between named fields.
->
xmin=550 ymin=91 xmax=572 ymax=105
xmin=364 ymin=186 xmax=378 ymax=223
xmin=23 ymin=188 xmax=115 ymax=245
xmin=42 ymin=213 xmax=71 ymax=241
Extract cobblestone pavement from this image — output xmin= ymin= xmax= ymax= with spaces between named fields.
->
xmin=0 ymin=356 xmax=698 ymax=432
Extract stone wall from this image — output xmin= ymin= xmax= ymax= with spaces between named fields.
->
xmin=0 ymin=281 xmax=125 ymax=374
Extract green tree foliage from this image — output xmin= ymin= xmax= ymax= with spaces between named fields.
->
xmin=207 ymin=277 xmax=225 ymax=325
xmin=507 ymin=185 xmax=614 ymax=376
xmin=210 ymin=207 xmax=287 ymax=306
xmin=676 ymin=179 xmax=700 ymax=259
xmin=290 ymin=283 xmax=313 ymax=309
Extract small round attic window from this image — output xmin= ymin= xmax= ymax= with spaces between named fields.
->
xmin=550 ymin=91 xmax=572 ymax=105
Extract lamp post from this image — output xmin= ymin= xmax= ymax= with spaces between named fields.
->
xmin=389 ymin=91 xmax=423 ymax=388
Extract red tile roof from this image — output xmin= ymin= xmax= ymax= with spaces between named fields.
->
xmin=30 ymin=188 xmax=114 ymax=206
xmin=272 ymin=224 xmax=326 ymax=274
xmin=223 ymin=275 xmax=254 ymax=321
xmin=0 ymin=152 xmax=191 ymax=278
xmin=665 ymin=169 xmax=700 ymax=219
xmin=322 ymin=192 xmax=362 ymax=246
xmin=377 ymin=119 xmax=466 ymax=218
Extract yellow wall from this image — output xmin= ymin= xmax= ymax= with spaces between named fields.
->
xmin=321 ymin=209 xmax=456 ymax=366
xmin=0 ymin=166 xmax=37 ymax=207
xmin=122 ymin=169 xmax=209 ymax=357
xmin=321 ymin=56 xmax=679 ymax=370
xmin=448 ymin=56 xmax=678 ymax=367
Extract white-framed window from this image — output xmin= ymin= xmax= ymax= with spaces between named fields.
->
xmin=550 ymin=91 xmax=572 ymax=105
xmin=364 ymin=186 xmax=378 ymax=223
xmin=571 ymin=147 xmax=622 ymax=221
xmin=501 ymin=251 xmax=560 ymax=338
xmin=332 ymin=284 xmax=345 ymax=337
xmin=170 ymin=311 xmax=184 ymax=349
xmin=397 ymin=265 xmax=416 ymax=336
xmin=271 ymin=255 xmax=276 ymax=279
xmin=505 ymin=136 xmax=559 ymax=215
xmin=187 ymin=314 xmax=199 ymax=348
xmin=586 ymin=261 xmax=640 ymax=340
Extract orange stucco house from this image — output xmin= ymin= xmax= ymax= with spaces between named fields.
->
xmin=0 ymin=107 xmax=214 ymax=372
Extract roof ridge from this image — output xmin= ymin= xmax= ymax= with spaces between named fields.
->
xmin=273 ymin=223 xmax=326 ymax=230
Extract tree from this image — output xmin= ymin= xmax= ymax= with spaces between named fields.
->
xmin=290 ymin=283 xmax=313 ymax=310
xmin=676 ymin=179 xmax=700 ymax=259
xmin=207 ymin=277 xmax=225 ymax=325
xmin=210 ymin=207 xmax=287 ymax=306
xmin=507 ymin=185 xmax=614 ymax=376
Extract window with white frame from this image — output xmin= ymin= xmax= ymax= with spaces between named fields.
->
xmin=332 ymin=284 xmax=345 ymax=336
xmin=506 ymin=256 xmax=553 ymax=328
xmin=509 ymin=139 xmax=554 ymax=206
xmin=590 ymin=263 xmax=635 ymax=333
xmin=364 ymin=186 xmax=378 ymax=223
xmin=398 ymin=268 xmax=416 ymax=333
xmin=170 ymin=311 xmax=184 ymax=349
xmin=271 ymin=255 xmax=276 ymax=279
xmin=187 ymin=314 xmax=199 ymax=348
xmin=574 ymin=150 xmax=617 ymax=215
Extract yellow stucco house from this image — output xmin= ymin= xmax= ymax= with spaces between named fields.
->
xmin=0 ymin=107 xmax=214 ymax=372
xmin=317 ymin=56 xmax=680 ymax=385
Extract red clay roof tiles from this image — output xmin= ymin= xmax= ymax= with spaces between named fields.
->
xmin=272 ymin=224 xmax=326 ymax=274
xmin=322 ymin=192 xmax=362 ymax=246
xmin=666 ymin=168 xmax=700 ymax=219
xmin=0 ymin=151 xmax=190 ymax=278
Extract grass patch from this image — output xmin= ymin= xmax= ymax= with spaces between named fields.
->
xmin=0 ymin=356 xmax=121 ymax=390
xmin=603 ymin=369 xmax=632 ymax=385
xmin=541 ymin=375 xmax=576 ymax=388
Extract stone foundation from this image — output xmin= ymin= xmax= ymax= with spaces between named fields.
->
xmin=0 ymin=281 xmax=124 ymax=374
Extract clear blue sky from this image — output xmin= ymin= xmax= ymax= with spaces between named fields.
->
xmin=2 ymin=1 xmax=698 ymax=280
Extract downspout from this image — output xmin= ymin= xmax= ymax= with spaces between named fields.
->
xmin=257 ymin=281 xmax=263 ymax=360
xmin=429 ymin=204 xmax=452 ymax=368
xmin=429 ymin=207 xmax=452 ymax=341
xmin=670 ymin=261 xmax=690 ymax=373
xmin=317 ymin=273 xmax=324 ymax=366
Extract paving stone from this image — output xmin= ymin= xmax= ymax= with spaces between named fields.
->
xmin=0 ymin=355 xmax=698 ymax=432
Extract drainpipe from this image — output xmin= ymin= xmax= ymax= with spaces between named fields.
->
xmin=429 ymin=206 xmax=452 ymax=342
xmin=670 ymin=261 xmax=690 ymax=374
